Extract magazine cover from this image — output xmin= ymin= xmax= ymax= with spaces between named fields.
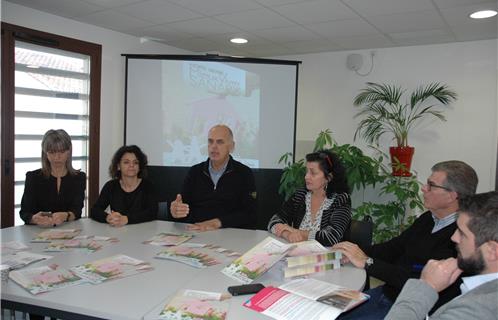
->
xmin=31 ymin=229 xmax=81 ymax=242
xmin=9 ymin=264 xmax=86 ymax=295
xmin=221 ymin=237 xmax=294 ymax=284
xmin=70 ymin=254 xmax=153 ymax=284
xmin=155 ymin=246 xmax=220 ymax=268
xmin=157 ymin=289 xmax=230 ymax=320
xmin=143 ymin=232 xmax=193 ymax=246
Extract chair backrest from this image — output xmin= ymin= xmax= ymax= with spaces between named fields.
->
xmin=157 ymin=201 xmax=169 ymax=221
xmin=342 ymin=216 xmax=373 ymax=250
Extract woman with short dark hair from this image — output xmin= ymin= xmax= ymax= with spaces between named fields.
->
xmin=91 ymin=145 xmax=157 ymax=226
xmin=20 ymin=129 xmax=86 ymax=226
xmin=268 ymin=150 xmax=351 ymax=246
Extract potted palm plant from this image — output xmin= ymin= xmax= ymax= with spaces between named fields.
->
xmin=353 ymin=82 xmax=457 ymax=176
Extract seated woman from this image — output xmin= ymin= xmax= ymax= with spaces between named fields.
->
xmin=20 ymin=129 xmax=86 ymax=226
xmin=268 ymin=150 xmax=351 ymax=246
xmin=91 ymin=145 xmax=157 ymax=226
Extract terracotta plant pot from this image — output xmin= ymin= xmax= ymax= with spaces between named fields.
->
xmin=389 ymin=146 xmax=415 ymax=176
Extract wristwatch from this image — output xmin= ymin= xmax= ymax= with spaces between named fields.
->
xmin=365 ymin=257 xmax=374 ymax=270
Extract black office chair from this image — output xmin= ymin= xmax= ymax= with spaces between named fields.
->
xmin=342 ymin=215 xmax=374 ymax=290
xmin=157 ymin=201 xmax=169 ymax=221
xmin=342 ymin=215 xmax=373 ymax=250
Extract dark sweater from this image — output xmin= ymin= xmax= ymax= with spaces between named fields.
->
xmin=20 ymin=169 xmax=86 ymax=224
xmin=90 ymin=179 xmax=158 ymax=224
xmin=364 ymin=211 xmax=460 ymax=311
xmin=267 ymin=188 xmax=351 ymax=246
xmin=171 ymin=156 xmax=256 ymax=229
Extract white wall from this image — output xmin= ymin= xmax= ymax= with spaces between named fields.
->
xmin=3 ymin=2 xmax=497 ymax=194
xmin=279 ymin=40 xmax=498 ymax=193
xmin=1 ymin=2 xmax=191 ymax=187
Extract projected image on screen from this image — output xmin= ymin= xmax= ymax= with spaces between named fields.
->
xmin=162 ymin=61 xmax=260 ymax=167
xmin=125 ymin=56 xmax=298 ymax=169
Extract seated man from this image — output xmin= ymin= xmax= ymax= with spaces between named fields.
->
xmin=170 ymin=124 xmax=256 ymax=231
xmin=386 ymin=191 xmax=498 ymax=320
xmin=333 ymin=160 xmax=478 ymax=319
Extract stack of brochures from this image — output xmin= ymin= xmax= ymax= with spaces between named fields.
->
xmin=285 ymin=251 xmax=342 ymax=278
xmin=284 ymin=240 xmax=342 ymax=278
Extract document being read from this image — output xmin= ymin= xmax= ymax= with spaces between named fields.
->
xmin=243 ymin=278 xmax=369 ymax=320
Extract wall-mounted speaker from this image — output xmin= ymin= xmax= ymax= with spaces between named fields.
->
xmin=346 ymin=53 xmax=363 ymax=71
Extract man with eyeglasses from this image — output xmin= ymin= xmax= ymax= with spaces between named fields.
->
xmin=333 ymin=160 xmax=478 ymax=320
xmin=386 ymin=191 xmax=498 ymax=320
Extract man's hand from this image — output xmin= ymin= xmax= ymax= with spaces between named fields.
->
xmin=332 ymin=241 xmax=369 ymax=268
xmin=186 ymin=218 xmax=221 ymax=231
xmin=52 ymin=212 xmax=69 ymax=226
xmin=170 ymin=194 xmax=189 ymax=218
xmin=106 ymin=211 xmax=128 ymax=227
xmin=31 ymin=212 xmax=54 ymax=227
xmin=421 ymin=258 xmax=462 ymax=293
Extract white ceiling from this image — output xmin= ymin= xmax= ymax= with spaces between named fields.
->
xmin=5 ymin=0 xmax=497 ymax=57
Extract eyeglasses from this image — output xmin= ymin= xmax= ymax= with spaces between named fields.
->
xmin=426 ymin=180 xmax=453 ymax=192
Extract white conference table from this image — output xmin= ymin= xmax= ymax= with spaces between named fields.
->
xmin=1 ymin=218 xmax=365 ymax=320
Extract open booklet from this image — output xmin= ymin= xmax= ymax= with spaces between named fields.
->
xmin=221 ymin=237 xmax=294 ymax=284
xmin=31 ymin=229 xmax=81 ymax=242
xmin=244 ymin=278 xmax=369 ymax=320
xmin=1 ymin=251 xmax=53 ymax=270
xmin=143 ymin=232 xmax=193 ymax=246
xmin=70 ymin=254 xmax=153 ymax=284
xmin=155 ymin=289 xmax=230 ymax=320
xmin=9 ymin=264 xmax=86 ymax=295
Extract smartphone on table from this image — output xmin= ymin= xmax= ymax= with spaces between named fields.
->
xmin=227 ymin=283 xmax=265 ymax=296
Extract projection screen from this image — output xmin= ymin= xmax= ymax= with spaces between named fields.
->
xmin=124 ymin=55 xmax=300 ymax=169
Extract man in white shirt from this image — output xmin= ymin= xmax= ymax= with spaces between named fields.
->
xmin=385 ymin=191 xmax=498 ymax=320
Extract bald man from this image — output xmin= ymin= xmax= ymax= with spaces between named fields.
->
xmin=170 ymin=125 xmax=257 ymax=231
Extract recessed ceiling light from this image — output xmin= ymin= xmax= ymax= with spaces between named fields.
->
xmin=230 ymin=38 xmax=248 ymax=44
xmin=26 ymin=65 xmax=40 ymax=69
xmin=469 ymin=10 xmax=497 ymax=19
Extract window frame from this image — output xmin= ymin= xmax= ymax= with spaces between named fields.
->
xmin=1 ymin=22 xmax=101 ymax=228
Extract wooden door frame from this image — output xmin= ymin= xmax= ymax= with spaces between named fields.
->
xmin=1 ymin=23 xmax=101 ymax=227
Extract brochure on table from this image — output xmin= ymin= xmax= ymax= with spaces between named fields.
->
xmin=31 ymin=229 xmax=81 ymax=242
xmin=143 ymin=232 xmax=193 ymax=246
xmin=155 ymin=289 xmax=229 ymax=320
xmin=9 ymin=264 xmax=86 ymax=295
xmin=244 ymin=278 xmax=369 ymax=320
xmin=1 ymin=251 xmax=53 ymax=270
xmin=155 ymin=246 xmax=221 ymax=268
xmin=70 ymin=254 xmax=153 ymax=284
xmin=221 ymin=237 xmax=294 ymax=284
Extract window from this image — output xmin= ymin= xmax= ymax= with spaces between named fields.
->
xmin=1 ymin=23 xmax=101 ymax=227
